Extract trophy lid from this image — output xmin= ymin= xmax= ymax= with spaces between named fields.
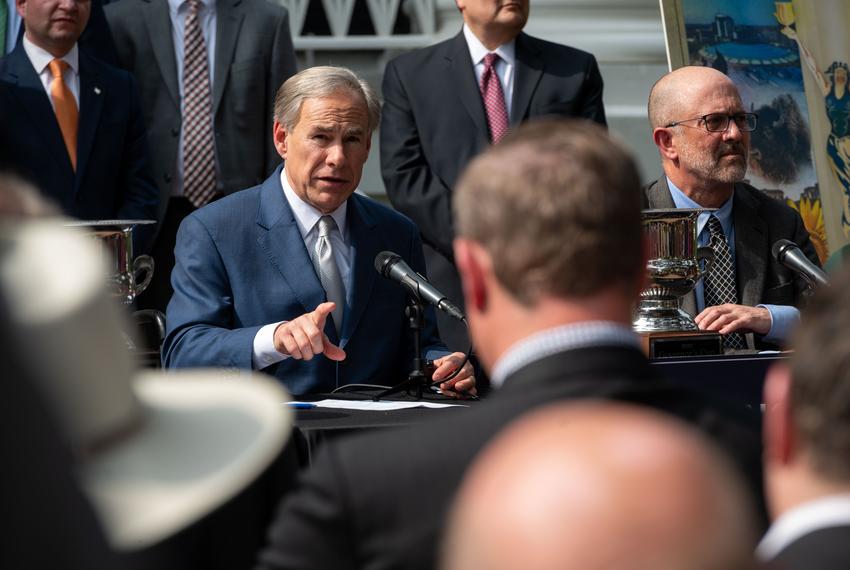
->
xmin=65 ymin=220 xmax=156 ymax=228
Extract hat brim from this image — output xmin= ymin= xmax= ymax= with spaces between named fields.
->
xmin=81 ymin=369 xmax=292 ymax=550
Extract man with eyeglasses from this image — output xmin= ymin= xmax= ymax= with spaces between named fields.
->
xmin=645 ymin=66 xmax=819 ymax=351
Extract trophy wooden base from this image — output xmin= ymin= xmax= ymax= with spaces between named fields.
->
xmin=639 ymin=330 xmax=723 ymax=359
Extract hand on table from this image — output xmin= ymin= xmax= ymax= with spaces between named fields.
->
xmin=695 ymin=303 xmax=771 ymax=336
xmin=431 ymin=351 xmax=476 ymax=399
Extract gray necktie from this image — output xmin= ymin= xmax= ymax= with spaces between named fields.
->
xmin=704 ymin=215 xmax=746 ymax=350
xmin=312 ymin=216 xmax=345 ymax=336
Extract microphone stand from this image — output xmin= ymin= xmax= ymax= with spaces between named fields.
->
xmin=374 ymin=295 xmax=430 ymax=401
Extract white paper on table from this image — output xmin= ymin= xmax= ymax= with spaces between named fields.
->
xmin=306 ymin=399 xmax=469 ymax=411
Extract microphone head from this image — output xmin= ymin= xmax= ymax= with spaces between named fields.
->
xmin=772 ymin=239 xmax=795 ymax=261
xmin=374 ymin=251 xmax=401 ymax=277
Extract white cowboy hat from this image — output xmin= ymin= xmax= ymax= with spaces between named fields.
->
xmin=0 ymin=220 xmax=292 ymax=550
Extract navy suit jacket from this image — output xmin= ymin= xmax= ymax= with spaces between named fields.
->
xmin=163 ymin=167 xmax=444 ymax=395
xmin=0 ymin=43 xmax=158 ymax=249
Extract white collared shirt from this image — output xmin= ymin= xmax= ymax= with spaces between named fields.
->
xmin=757 ymin=495 xmax=850 ymax=561
xmin=489 ymin=322 xmax=641 ymax=388
xmin=463 ymin=23 xmax=516 ymax=116
xmin=166 ymin=0 xmax=217 ymax=197
xmin=22 ymin=37 xmax=80 ymax=109
xmin=252 ymin=169 xmax=355 ymax=369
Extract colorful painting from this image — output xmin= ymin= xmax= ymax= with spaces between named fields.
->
xmin=660 ymin=0 xmax=835 ymax=262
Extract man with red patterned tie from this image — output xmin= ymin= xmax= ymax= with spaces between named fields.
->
xmin=0 ymin=0 xmax=158 ymax=251
xmin=380 ymin=0 xmax=607 ymax=363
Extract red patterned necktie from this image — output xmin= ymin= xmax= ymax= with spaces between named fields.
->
xmin=480 ymin=52 xmax=509 ymax=144
xmin=182 ymin=0 xmax=217 ymax=208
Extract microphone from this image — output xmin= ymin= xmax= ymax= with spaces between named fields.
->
xmin=771 ymin=239 xmax=829 ymax=288
xmin=374 ymin=251 xmax=465 ymax=321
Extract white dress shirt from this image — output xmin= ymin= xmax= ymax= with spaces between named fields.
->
xmin=167 ymin=0 xmax=217 ymax=197
xmin=22 ymin=37 xmax=80 ymax=109
xmin=252 ymin=169 xmax=354 ymax=369
xmin=757 ymin=495 xmax=850 ymax=561
xmin=463 ymin=23 xmax=516 ymax=116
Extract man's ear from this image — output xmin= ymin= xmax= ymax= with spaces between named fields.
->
xmin=273 ymin=120 xmax=288 ymax=160
xmin=652 ymin=127 xmax=678 ymax=161
xmin=454 ymin=238 xmax=488 ymax=314
xmin=764 ymin=363 xmax=795 ymax=466
xmin=16 ymin=0 xmax=26 ymax=18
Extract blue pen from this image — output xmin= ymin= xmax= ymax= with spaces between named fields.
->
xmin=287 ymin=402 xmax=317 ymax=409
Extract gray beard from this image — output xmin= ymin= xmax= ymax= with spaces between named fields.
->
xmin=679 ymin=143 xmax=748 ymax=185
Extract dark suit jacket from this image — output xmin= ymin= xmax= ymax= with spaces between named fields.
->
xmin=0 ymin=43 xmax=159 ymax=248
xmin=771 ymin=525 xmax=850 ymax=570
xmin=256 ymin=344 xmax=764 ymax=570
xmin=643 ymin=177 xmax=820 ymax=349
xmin=162 ymin=167 xmax=444 ymax=395
xmin=380 ymin=31 xmax=606 ymax=349
xmin=105 ymin=0 xmax=297 ymax=221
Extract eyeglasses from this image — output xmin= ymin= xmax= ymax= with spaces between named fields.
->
xmin=665 ymin=112 xmax=758 ymax=133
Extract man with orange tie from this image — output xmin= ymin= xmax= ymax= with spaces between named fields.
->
xmin=0 ymin=0 xmax=158 ymax=250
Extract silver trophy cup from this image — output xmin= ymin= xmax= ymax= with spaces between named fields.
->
xmin=633 ymin=208 xmax=715 ymax=332
xmin=67 ymin=220 xmax=156 ymax=305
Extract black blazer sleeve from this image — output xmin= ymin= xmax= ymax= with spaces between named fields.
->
xmin=380 ymin=58 xmax=457 ymax=258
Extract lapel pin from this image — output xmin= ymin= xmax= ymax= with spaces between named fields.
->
xmin=94 ymin=86 xmax=102 ymax=95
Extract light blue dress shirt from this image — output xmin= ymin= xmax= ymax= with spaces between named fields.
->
xmin=667 ymin=178 xmax=797 ymax=343
xmin=4 ymin=0 xmax=21 ymax=55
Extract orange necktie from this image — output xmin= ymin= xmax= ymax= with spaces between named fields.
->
xmin=48 ymin=59 xmax=78 ymax=171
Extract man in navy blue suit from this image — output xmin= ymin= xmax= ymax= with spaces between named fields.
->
xmin=0 ymin=0 xmax=158 ymax=250
xmin=163 ymin=67 xmax=475 ymax=396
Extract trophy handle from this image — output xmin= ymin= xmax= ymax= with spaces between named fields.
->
xmin=696 ymin=246 xmax=715 ymax=280
xmin=132 ymin=255 xmax=155 ymax=297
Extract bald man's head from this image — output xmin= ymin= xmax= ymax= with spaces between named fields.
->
xmin=441 ymin=403 xmax=757 ymax=570
xmin=648 ymin=66 xmax=739 ymax=129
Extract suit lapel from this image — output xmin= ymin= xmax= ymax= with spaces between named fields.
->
xmin=4 ymin=47 xmax=73 ymax=174
xmin=143 ymin=0 xmax=181 ymax=109
xmin=732 ymin=185 xmax=767 ymax=309
xmin=510 ymin=33 xmax=543 ymax=124
xmin=75 ymin=53 xmax=104 ymax=192
xmin=648 ymin=177 xmax=698 ymax=316
xmin=212 ymin=0 xmax=244 ymax=116
xmin=339 ymin=195 xmax=379 ymax=348
xmin=256 ymin=170 xmax=326 ymax=330
xmin=446 ymin=32 xmax=489 ymax=141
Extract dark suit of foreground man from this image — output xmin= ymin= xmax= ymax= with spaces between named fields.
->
xmin=646 ymin=66 xmax=818 ymax=349
xmin=163 ymin=67 xmax=474 ymax=396
xmin=0 ymin=0 xmax=158 ymax=249
xmin=758 ymin=267 xmax=850 ymax=569
xmin=381 ymin=0 xmax=606 ymax=352
xmin=256 ymin=120 xmax=762 ymax=570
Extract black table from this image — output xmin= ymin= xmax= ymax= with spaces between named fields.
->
xmin=650 ymin=351 xmax=786 ymax=409
xmin=291 ymin=388 xmax=475 ymax=464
